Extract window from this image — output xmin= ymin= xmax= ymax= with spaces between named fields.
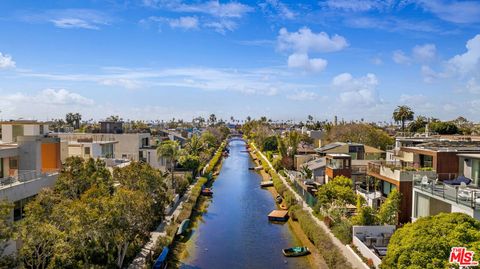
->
xmin=382 ymin=181 xmax=397 ymax=196
xmin=40 ymin=125 xmax=44 ymax=135
xmin=84 ymin=147 xmax=90 ymax=155
xmin=9 ymin=158 xmax=18 ymax=169
xmin=415 ymin=193 xmax=430 ymax=218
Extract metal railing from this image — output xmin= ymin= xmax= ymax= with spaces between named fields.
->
xmin=0 ymin=170 xmax=58 ymax=187
xmin=413 ymin=177 xmax=480 ymax=210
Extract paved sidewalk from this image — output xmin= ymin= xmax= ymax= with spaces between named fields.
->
xmin=252 ymin=144 xmax=366 ymax=269
xmin=128 ymin=185 xmax=194 ymax=269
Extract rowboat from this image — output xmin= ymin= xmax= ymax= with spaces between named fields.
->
xmin=201 ymin=188 xmax=213 ymax=196
xmin=282 ymin=247 xmax=310 ymax=257
xmin=275 ymin=195 xmax=283 ymax=203
xmin=176 ymin=219 xmax=190 ymax=236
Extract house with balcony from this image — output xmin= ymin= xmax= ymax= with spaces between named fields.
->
xmin=412 ymin=151 xmax=480 ymax=221
xmin=368 ymin=140 xmax=480 ymax=223
xmin=65 ymin=138 xmax=117 ymax=160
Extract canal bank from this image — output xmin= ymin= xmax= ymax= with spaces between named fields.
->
xmin=247 ymin=147 xmax=328 ymax=269
xmin=175 ymin=140 xmax=311 ymax=269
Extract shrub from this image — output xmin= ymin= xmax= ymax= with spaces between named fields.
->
xmin=331 ymin=221 xmax=352 ymax=244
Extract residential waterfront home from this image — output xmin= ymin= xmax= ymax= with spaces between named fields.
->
xmin=412 ymin=151 xmax=480 ymax=221
xmin=0 ymin=121 xmax=61 ymax=255
xmin=367 ymin=139 xmax=480 ymax=224
xmin=315 ymin=142 xmax=385 ymax=160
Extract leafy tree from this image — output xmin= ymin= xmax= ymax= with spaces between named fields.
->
xmin=326 ymin=123 xmax=393 ymax=150
xmin=0 ymin=200 xmax=16 ymax=267
xmin=300 ymin=165 xmax=313 ymax=180
xmin=105 ymin=115 xmax=122 ymax=122
xmin=382 ymin=213 xmax=480 ymax=269
xmin=429 ymin=121 xmax=460 ymax=134
xmin=66 ymin=112 xmax=82 ymax=129
xmin=178 ymin=154 xmax=201 ymax=173
xmin=185 ymin=134 xmax=203 ymax=156
xmin=316 ymin=176 xmax=356 ymax=209
xmin=393 ymin=105 xmax=414 ymax=132
xmin=262 ymin=136 xmax=278 ymax=151
xmin=352 ymin=205 xmax=377 ymax=225
xmin=208 ymin=114 xmax=217 ymax=126
xmin=377 ymin=188 xmax=401 ymax=225
xmin=408 ymin=115 xmax=428 ymax=133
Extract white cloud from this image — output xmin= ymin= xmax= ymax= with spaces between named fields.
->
xmin=392 ymin=50 xmax=410 ymax=64
xmin=323 ymin=0 xmax=386 ymax=12
xmin=143 ymin=0 xmax=253 ymax=18
xmin=371 ymin=56 xmax=383 ymax=65
xmin=412 ymin=44 xmax=436 ymax=62
xmin=204 ymin=20 xmax=236 ymax=34
xmin=0 ymin=52 xmax=15 ymax=69
xmin=143 ymin=16 xmax=199 ymax=30
xmin=466 ymin=78 xmax=480 ymax=94
xmin=100 ymin=78 xmax=142 ymax=89
xmin=287 ymin=53 xmax=327 ymax=72
xmin=259 ymin=0 xmax=297 ymax=20
xmin=332 ymin=73 xmax=380 ymax=105
xmin=277 ymin=27 xmax=348 ymax=53
xmin=448 ymin=34 xmax=480 ymax=75
xmin=399 ymin=94 xmax=427 ymax=104
xmin=168 ymin=16 xmax=199 ymax=29
xmin=287 ymin=90 xmax=318 ymax=101
xmin=417 ymin=0 xmax=480 ymax=24
xmin=37 ymin=89 xmax=94 ymax=105
xmin=443 ymin=103 xmax=456 ymax=112
xmin=23 ymin=9 xmax=111 ymax=30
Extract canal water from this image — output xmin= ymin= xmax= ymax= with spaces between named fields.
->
xmin=178 ymin=140 xmax=311 ymax=269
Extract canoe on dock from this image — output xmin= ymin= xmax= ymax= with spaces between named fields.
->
xmin=268 ymin=210 xmax=289 ymax=222
xmin=177 ymin=219 xmax=190 ymax=236
xmin=282 ymin=247 xmax=310 ymax=257
xmin=260 ymin=181 xmax=274 ymax=187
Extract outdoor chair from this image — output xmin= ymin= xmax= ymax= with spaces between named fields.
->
xmin=458 ymin=182 xmax=471 ymax=201
xmin=420 ymin=176 xmax=430 ymax=188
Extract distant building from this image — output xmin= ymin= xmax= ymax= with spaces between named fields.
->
xmin=315 ymin=142 xmax=384 ymax=160
xmin=99 ymin=121 xmax=124 ymax=134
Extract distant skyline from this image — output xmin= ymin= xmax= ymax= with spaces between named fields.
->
xmin=0 ymin=0 xmax=480 ymax=122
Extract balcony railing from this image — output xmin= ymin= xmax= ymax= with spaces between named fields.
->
xmin=0 ymin=170 xmax=58 ymax=188
xmin=413 ymin=176 xmax=480 ymax=210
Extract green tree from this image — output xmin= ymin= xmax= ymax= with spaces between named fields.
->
xmin=262 ymin=136 xmax=278 ymax=151
xmin=326 ymin=123 xmax=393 ymax=150
xmin=66 ymin=112 xmax=82 ymax=130
xmin=377 ymin=188 xmax=401 ymax=225
xmin=316 ymin=176 xmax=356 ymax=209
xmin=352 ymin=205 xmax=377 ymax=225
xmin=156 ymin=140 xmax=181 ymax=190
xmin=300 ymin=165 xmax=313 ymax=180
xmin=185 ymin=134 xmax=203 ymax=156
xmin=382 ymin=213 xmax=480 ymax=269
xmin=429 ymin=121 xmax=460 ymax=134
xmin=393 ymin=105 xmax=414 ymax=133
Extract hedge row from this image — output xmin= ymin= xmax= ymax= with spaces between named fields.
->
xmin=291 ymin=205 xmax=353 ymax=269
xmin=203 ymin=142 xmax=226 ymax=175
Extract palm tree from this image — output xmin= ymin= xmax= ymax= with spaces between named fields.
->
xmin=157 ymin=140 xmax=181 ymax=191
xmin=393 ymin=105 xmax=414 ymax=133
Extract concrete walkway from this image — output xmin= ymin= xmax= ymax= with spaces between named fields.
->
xmin=128 ymin=184 xmax=194 ymax=269
xmin=251 ymin=144 xmax=367 ymax=269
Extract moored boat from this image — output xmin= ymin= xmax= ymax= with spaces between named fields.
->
xmin=201 ymin=187 xmax=213 ymax=196
xmin=176 ymin=219 xmax=190 ymax=236
xmin=275 ymin=194 xmax=283 ymax=203
xmin=282 ymin=246 xmax=310 ymax=257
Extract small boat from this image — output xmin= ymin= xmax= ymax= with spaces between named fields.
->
xmin=254 ymin=166 xmax=263 ymax=171
xmin=176 ymin=219 xmax=190 ymax=236
xmin=201 ymin=188 xmax=213 ymax=196
xmin=260 ymin=181 xmax=274 ymax=188
xmin=275 ymin=195 xmax=283 ymax=203
xmin=282 ymin=247 xmax=310 ymax=257
xmin=280 ymin=204 xmax=288 ymax=210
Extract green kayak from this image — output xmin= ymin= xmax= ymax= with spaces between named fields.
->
xmin=282 ymin=246 xmax=310 ymax=257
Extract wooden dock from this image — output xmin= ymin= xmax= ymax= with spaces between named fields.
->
xmin=268 ymin=210 xmax=289 ymax=222
xmin=260 ymin=181 xmax=274 ymax=187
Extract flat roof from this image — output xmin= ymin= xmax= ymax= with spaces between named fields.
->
xmin=457 ymin=153 xmax=480 ymax=159
xmin=0 ymin=120 xmax=51 ymax=125
xmin=326 ymin=153 xmax=351 ymax=158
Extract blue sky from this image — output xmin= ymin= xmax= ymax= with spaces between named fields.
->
xmin=0 ymin=0 xmax=480 ymax=123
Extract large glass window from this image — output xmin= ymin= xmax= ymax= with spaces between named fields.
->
xmin=382 ymin=181 xmax=397 ymax=196
xmin=420 ymin=154 xmax=433 ymax=168
xmin=415 ymin=193 xmax=430 ymax=218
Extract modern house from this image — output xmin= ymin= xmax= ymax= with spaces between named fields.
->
xmin=315 ymin=142 xmax=384 ymax=160
xmin=367 ymin=139 xmax=480 ymax=223
xmin=64 ymin=138 xmax=117 ymax=160
xmin=412 ymin=152 xmax=480 ymax=221
xmin=0 ymin=121 xmax=61 ymax=221
xmin=54 ymin=132 xmax=167 ymax=171
xmin=99 ymin=121 xmax=124 ymax=134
